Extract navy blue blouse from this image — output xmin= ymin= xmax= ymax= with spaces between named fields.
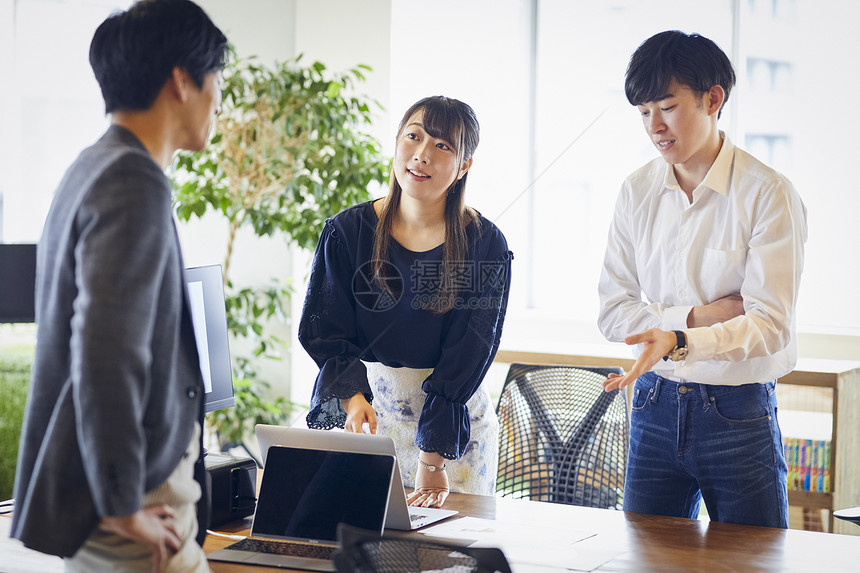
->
xmin=299 ymin=201 xmax=513 ymax=460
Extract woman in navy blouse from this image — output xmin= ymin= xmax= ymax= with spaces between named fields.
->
xmin=299 ymin=96 xmax=512 ymax=508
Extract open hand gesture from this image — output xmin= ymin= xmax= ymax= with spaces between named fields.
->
xmin=602 ymin=328 xmax=677 ymax=392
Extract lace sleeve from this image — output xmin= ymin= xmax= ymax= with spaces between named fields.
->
xmin=298 ymin=219 xmax=372 ymax=429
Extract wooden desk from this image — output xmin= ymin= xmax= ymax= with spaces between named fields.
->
xmin=204 ymin=492 xmax=860 ymax=572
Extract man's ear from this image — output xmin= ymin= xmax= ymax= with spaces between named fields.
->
xmin=707 ymin=85 xmax=725 ymax=117
xmin=168 ymin=67 xmax=191 ymax=103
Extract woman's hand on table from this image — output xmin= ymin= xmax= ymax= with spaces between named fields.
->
xmin=407 ymin=452 xmax=449 ymax=508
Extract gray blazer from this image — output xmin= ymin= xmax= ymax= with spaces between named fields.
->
xmin=11 ymin=125 xmax=206 ymax=557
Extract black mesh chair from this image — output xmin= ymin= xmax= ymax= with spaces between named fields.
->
xmin=495 ymin=363 xmax=629 ymax=509
xmin=334 ymin=523 xmax=513 ymax=573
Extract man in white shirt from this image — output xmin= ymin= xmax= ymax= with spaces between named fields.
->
xmin=597 ymin=30 xmax=807 ymax=528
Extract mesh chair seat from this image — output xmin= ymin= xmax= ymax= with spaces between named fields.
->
xmin=496 ymin=363 xmax=629 ymax=509
xmin=334 ymin=524 xmax=513 ymax=573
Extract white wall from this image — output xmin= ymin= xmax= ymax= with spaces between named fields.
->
xmin=191 ymin=0 xmax=396 ymax=414
xmin=181 ymin=0 xmax=298 ymax=403
xmin=289 ymin=0 xmax=393 ymax=415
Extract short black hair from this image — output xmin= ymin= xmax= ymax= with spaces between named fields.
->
xmin=625 ymin=30 xmax=736 ymax=117
xmin=89 ymin=0 xmax=228 ymax=113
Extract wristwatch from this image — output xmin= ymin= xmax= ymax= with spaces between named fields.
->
xmin=663 ymin=330 xmax=688 ymax=362
xmin=418 ymin=458 xmax=447 ymax=472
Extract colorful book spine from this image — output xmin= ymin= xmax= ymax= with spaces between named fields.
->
xmin=781 ymin=437 xmax=831 ymax=492
xmin=810 ymin=439 xmax=818 ymax=492
xmin=791 ymin=438 xmax=799 ymax=490
xmin=793 ymin=437 xmax=800 ymax=490
xmin=815 ymin=440 xmax=826 ymax=492
xmin=801 ymin=439 xmax=809 ymax=491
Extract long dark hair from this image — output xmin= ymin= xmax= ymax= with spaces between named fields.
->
xmin=373 ymin=96 xmax=481 ymax=313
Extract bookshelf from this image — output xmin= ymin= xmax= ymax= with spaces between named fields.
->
xmin=778 ymin=363 xmax=860 ymax=534
xmin=493 ymin=351 xmax=860 ymax=535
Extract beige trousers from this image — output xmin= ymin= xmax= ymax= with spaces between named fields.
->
xmin=65 ymin=423 xmax=210 ymax=573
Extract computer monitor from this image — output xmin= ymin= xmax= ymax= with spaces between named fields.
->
xmin=185 ymin=264 xmax=235 ymax=413
xmin=0 ymin=243 xmax=37 ymax=323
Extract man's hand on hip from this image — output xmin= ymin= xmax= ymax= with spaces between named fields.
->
xmin=99 ymin=504 xmax=182 ymax=573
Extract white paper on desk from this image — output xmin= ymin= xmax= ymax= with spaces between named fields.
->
xmin=420 ymin=516 xmax=621 ymax=572
xmin=420 ymin=516 xmax=594 ymax=544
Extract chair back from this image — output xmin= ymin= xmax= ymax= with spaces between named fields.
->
xmin=495 ymin=363 xmax=628 ymax=509
xmin=334 ymin=523 xmax=513 ymax=573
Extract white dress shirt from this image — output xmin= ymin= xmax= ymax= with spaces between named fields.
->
xmin=598 ymin=133 xmax=808 ymax=385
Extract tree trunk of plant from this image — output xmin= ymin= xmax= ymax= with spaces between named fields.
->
xmin=223 ymin=219 xmax=240 ymax=285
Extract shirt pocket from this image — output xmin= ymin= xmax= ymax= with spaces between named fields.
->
xmin=699 ymin=246 xmax=746 ymax=300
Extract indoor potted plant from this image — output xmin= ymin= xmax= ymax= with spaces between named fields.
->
xmin=172 ymin=53 xmax=389 ymax=455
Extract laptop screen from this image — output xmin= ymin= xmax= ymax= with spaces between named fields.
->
xmin=252 ymin=446 xmax=395 ymax=543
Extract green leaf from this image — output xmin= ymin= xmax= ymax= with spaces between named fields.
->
xmin=171 ymin=53 xmax=389 ymax=450
xmin=326 ymin=81 xmax=343 ymax=98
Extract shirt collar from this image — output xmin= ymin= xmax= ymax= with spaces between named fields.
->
xmin=661 ymin=131 xmax=734 ymax=198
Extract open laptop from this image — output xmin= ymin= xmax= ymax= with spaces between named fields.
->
xmin=207 ymin=445 xmax=395 ymax=571
xmin=256 ymin=425 xmax=459 ymax=530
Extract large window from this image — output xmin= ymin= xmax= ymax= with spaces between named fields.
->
xmin=529 ymin=1 xmax=733 ymax=331
xmin=392 ymin=0 xmax=857 ymax=340
xmin=527 ymin=0 xmax=859 ymax=336
xmin=387 ymin=0 xmax=860 ymax=355
xmin=3 ymin=0 xmax=858 ymax=357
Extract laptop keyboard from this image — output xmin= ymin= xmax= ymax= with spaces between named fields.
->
xmin=226 ymin=537 xmax=337 ymax=560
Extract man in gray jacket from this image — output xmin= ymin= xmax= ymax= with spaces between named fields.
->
xmin=11 ymin=1 xmax=228 ymax=571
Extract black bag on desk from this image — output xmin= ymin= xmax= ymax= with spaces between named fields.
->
xmin=205 ymin=453 xmax=257 ymax=528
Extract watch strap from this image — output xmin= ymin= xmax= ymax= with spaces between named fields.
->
xmin=418 ymin=458 xmax=447 ymax=472
xmin=663 ymin=330 xmax=687 ymax=361
xmin=673 ymin=329 xmax=686 ymax=350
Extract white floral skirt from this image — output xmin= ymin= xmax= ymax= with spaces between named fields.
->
xmin=364 ymin=362 xmax=499 ymax=496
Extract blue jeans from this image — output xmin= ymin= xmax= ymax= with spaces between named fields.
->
xmin=623 ymin=372 xmax=788 ymax=528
